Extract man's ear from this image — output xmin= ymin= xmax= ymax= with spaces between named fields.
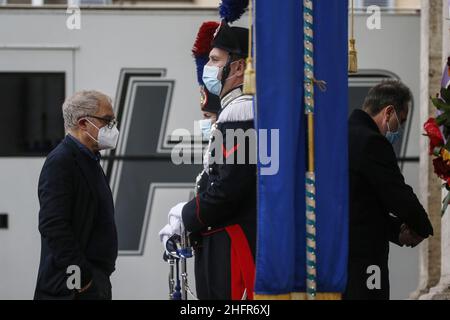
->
xmin=384 ymin=105 xmax=395 ymax=121
xmin=226 ymin=59 xmax=245 ymax=79
xmin=233 ymin=59 xmax=245 ymax=77
xmin=77 ymin=118 xmax=88 ymax=131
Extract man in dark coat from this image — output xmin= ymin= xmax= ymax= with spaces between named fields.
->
xmin=34 ymin=90 xmax=119 ymax=300
xmin=344 ymin=80 xmax=434 ymax=300
xmin=159 ymin=21 xmax=256 ymax=300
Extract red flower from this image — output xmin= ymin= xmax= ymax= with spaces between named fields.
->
xmin=424 ymin=118 xmax=444 ymax=154
xmin=433 ymin=157 xmax=450 ymax=181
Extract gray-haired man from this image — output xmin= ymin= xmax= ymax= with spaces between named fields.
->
xmin=34 ymin=90 xmax=119 ymax=300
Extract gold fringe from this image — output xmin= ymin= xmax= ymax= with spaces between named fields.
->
xmin=243 ymin=57 xmax=256 ymax=95
xmin=254 ymin=292 xmax=342 ymax=300
xmin=348 ymin=0 xmax=358 ymax=74
xmin=348 ymin=39 xmax=358 ymax=74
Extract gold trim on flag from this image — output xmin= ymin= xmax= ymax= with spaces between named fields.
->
xmin=254 ymin=292 xmax=342 ymax=300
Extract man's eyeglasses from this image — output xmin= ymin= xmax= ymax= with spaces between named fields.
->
xmin=86 ymin=115 xmax=118 ymax=129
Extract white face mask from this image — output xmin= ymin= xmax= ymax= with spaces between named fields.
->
xmin=203 ymin=65 xmax=223 ymax=96
xmin=85 ymin=118 xmax=120 ymax=150
xmin=202 ymin=61 xmax=240 ymax=96
xmin=198 ymin=119 xmax=212 ymax=140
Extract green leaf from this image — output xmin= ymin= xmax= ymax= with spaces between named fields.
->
xmin=436 ymin=113 xmax=448 ymax=126
xmin=441 ymin=87 xmax=450 ymax=104
xmin=431 ymin=97 xmax=450 ymax=112
xmin=433 ymin=146 xmax=443 ymax=156
xmin=445 ymin=140 xmax=450 ymax=151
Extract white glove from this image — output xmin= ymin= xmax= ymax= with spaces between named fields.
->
xmin=158 ymin=202 xmax=187 ymax=252
xmin=168 ymin=202 xmax=187 ymax=229
xmin=159 ymin=224 xmax=173 ymax=253
xmin=167 ymin=202 xmax=187 ymax=232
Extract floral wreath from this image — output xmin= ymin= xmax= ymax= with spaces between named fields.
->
xmin=423 ymin=58 xmax=450 ymax=216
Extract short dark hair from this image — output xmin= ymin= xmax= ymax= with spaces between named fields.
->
xmin=362 ymin=80 xmax=412 ymax=116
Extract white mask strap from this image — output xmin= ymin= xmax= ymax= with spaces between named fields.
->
xmin=82 ymin=118 xmax=100 ymax=143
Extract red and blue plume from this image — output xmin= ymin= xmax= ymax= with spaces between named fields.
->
xmin=192 ymin=21 xmax=220 ymax=57
xmin=219 ymin=0 xmax=249 ymax=23
xmin=194 ymin=56 xmax=209 ymax=85
xmin=192 ymin=21 xmax=220 ymax=85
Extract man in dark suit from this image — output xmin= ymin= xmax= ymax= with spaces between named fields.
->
xmin=345 ymin=80 xmax=434 ymax=300
xmin=34 ymin=90 xmax=119 ymax=300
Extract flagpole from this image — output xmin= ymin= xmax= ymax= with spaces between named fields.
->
xmin=303 ymin=0 xmax=317 ymax=300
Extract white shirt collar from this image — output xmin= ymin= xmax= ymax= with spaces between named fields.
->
xmin=220 ymin=87 xmax=243 ymax=109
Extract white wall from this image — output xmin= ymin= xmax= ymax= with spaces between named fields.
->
xmin=194 ymin=0 xmax=219 ymax=6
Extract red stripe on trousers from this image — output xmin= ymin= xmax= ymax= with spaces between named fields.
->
xmin=225 ymin=225 xmax=255 ymax=300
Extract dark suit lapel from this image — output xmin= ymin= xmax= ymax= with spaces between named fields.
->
xmin=62 ymin=136 xmax=99 ymax=203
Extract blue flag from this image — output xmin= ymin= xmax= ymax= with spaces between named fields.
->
xmin=255 ymin=0 xmax=349 ymax=297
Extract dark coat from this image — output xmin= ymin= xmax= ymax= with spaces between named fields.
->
xmin=34 ymin=136 xmax=115 ymax=300
xmin=345 ymin=109 xmax=433 ymax=300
